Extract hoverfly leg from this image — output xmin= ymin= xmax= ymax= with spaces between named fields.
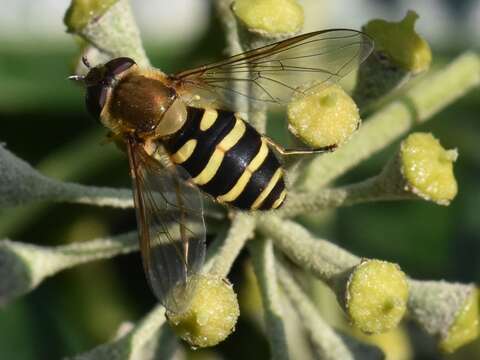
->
xmin=265 ymin=137 xmax=337 ymax=156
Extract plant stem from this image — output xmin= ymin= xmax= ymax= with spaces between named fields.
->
xmin=277 ymin=261 xmax=371 ymax=360
xmin=0 ymin=232 xmax=137 ymax=306
xmin=68 ymin=306 xmax=168 ymax=360
xmin=214 ymin=0 xmax=243 ymax=56
xmin=274 ymin=176 xmax=415 ymax=219
xmin=208 ymin=212 xmax=255 ymax=277
xmin=257 ymin=216 xmax=358 ymax=283
xmin=249 ymin=238 xmax=290 ymax=360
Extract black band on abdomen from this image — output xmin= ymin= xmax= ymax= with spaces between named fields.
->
xmin=200 ymin=121 xmax=262 ymax=197
xmin=230 ymin=149 xmax=280 ymax=210
xmin=165 ymin=107 xmax=236 ymax=178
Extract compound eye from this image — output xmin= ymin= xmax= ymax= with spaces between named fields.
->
xmin=86 ymin=84 xmax=109 ymax=119
xmin=105 ymin=57 xmax=136 ymax=76
xmin=84 ymin=67 xmax=105 ymax=86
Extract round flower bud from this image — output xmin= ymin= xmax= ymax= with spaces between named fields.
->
xmin=353 ymin=326 xmax=413 ymax=360
xmin=167 ymin=275 xmax=240 ymax=348
xmin=233 ymin=0 xmax=304 ymax=36
xmin=400 ymin=132 xmax=458 ymax=205
xmin=440 ymin=287 xmax=479 ymax=353
xmin=363 ymin=10 xmax=431 ymax=74
xmin=287 ymin=83 xmax=360 ymax=149
xmin=64 ymin=0 xmax=118 ymax=33
xmin=344 ymin=259 xmax=409 ymax=334
xmin=409 ymin=281 xmax=479 ymax=353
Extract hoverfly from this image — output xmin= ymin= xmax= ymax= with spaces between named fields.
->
xmin=71 ymin=29 xmax=373 ymax=313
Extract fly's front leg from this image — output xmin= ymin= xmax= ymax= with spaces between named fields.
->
xmin=264 ymin=137 xmax=337 ymax=156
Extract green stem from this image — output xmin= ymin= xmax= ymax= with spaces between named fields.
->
xmin=249 ymin=238 xmax=289 ymax=360
xmin=208 ymin=212 xmax=255 ymax=277
xmin=214 ymin=0 xmax=250 ymax=113
xmin=214 ymin=0 xmax=243 ymax=56
xmin=68 ymin=306 xmax=168 ymax=360
xmin=275 ymin=175 xmax=415 ymax=219
xmin=0 ymin=232 xmax=137 ymax=306
xmin=257 ymin=216 xmax=358 ymax=283
xmin=0 ymin=129 xmax=121 ymax=236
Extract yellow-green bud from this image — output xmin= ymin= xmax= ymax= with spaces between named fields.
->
xmin=345 ymin=260 xmax=409 ymax=334
xmin=363 ymin=10 xmax=432 ymax=73
xmin=353 ymin=326 xmax=413 ymax=360
xmin=233 ymin=0 xmax=304 ymax=36
xmin=287 ymin=84 xmax=360 ymax=148
xmin=409 ymin=281 xmax=479 ymax=353
xmin=440 ymin=288 xmax=479 ymax=353
xmin=64 ymin=0 xmax=118 ymax=33
xmin=400 ymin=132 xmax=458 ymax=205
xmin=239 ymin=261 xmax=262 ymax=321
xmin=167 ymin=275 xmax=240 ymax=348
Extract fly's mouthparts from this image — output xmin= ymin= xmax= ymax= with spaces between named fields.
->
xmin=68 ymin=75 xmax=85 ymax=81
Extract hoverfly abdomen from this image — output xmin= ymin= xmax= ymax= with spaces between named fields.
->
xmin=164 ymin=107 xmax=286 ymax=210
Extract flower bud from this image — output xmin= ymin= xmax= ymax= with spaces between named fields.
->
xmin=64 ymin=0 xmax=118 ymax=33
xmin=287 ymin=84 xmax=360 ymax=149
xmin=439 ymin=287 xmax=479 ymax=353
xmin=409 ymin=281 xmax=479 ymax=353
xmin=364 ymin=10 xmax=431 ymax=74
xmin=400 ymin=132 xmax=458 ymax=205
xmin=352 ymin=326 xmax=412 ymax=360
xmin=232 ymin=0 xmax=304 ymax=37
xmin=334 ymin=259 xmax=409 ymax=334
xmin=167 ymin=274 xmax=240 ymax=348
xmin=353 ymin=11 xmax=432 ymax=108
xmin=64 ymin=0 xmax=149 ymax=67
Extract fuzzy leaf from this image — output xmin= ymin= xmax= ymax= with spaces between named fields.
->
xmin=0 ymin=144 xmax=132 ymax=208
xmin=0 ymin=232 xmax=137 ymax=306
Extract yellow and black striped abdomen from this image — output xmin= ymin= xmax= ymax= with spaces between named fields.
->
xmin=163 ymin=107 xmax=286 ymax=210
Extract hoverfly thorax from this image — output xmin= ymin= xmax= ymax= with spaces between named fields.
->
xmin=108 ymin=73 xmax=177 ymax=136
xmin=80 ymin=56 xmax=189 ymax=142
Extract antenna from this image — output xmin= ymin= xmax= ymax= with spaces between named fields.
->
xmin=68 ymin=56 xmax=92 ymax=82
xmin=82 ymin=56 xmax=92 ymax=69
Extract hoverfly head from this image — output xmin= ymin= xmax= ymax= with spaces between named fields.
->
xmin=71 ymin=57 xmax=136 ymax=120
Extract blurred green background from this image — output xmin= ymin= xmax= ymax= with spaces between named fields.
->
xmin=0 ymin=0 xmax=479 ymax=359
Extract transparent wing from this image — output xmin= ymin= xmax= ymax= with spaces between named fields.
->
xmin=173 ymin=29 xmax=374 ymax=106
xmin=127 ymin=140 xmax=206 ymax=313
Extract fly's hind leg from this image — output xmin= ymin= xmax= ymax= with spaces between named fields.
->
xmin=264 ymin=137 xmax=337 ymax=156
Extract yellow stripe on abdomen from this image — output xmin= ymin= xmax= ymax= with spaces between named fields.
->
xmin=272 ymin=189 xmax=287 ymax=209
xmin=193 ymin=118 xmax=246 ymax=185
xmin=217 ymin=118 xmax=246 ymax=151
xmin=192 ymin=151 xmax=224 ymax=185
xmin=251 ymin=168 xmax=283 ymax=210
xmin=170 ymin=139 xmax=197 ymax=164
xmin=246 ymin=139 xmax=268 ymax=172
xmin=217 ymin=138 xmax=268 ymax=203
xmin=199 ymin=109 xmax=218 ymax=131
